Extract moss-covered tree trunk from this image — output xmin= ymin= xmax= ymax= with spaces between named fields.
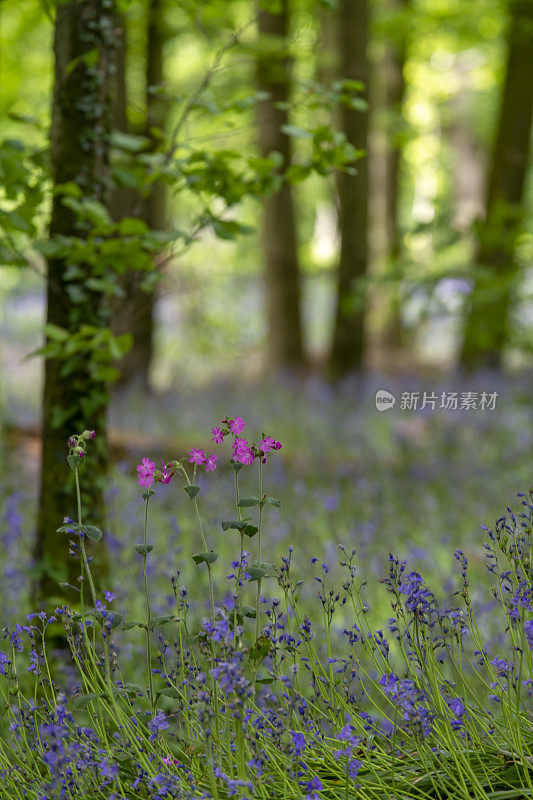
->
xmin=460 ymin=0 xmax=533 ymax=369
xmin=33 ymin=0 xmax=116 ymax=607
xmin=330 ymin=0 xmax=369 ymax=377
xmin=256 ymin=0 xmax=305 ymax=370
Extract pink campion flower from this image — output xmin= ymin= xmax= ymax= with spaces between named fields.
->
xmin=162 ymin=755 xmax=181 ymax=767
xmin=138 ymin=473 xmax=155 ymax=489
xmin=189 ymin=448 xmax=206 ymax=466
xmin=274 ymin=441 xmax=282 ymax=450
xmin=137 ymin=458 xmax=155 ymax=477
xmin=211 ymin=426 xmax=224 ymax=444
xmin=259 ymin=436 xmax=275 ymax=454
xmin=232 ymin=438 xmax=253 ymax=464
xmin=205 ymin=454 xmax=217 ymax=472
xmin=232 ymin=437 xmax=249 ymax=457
xmin=237 ymin=447 xmax=254 ymax=466
xmin=160 ymin=460 xmax=172 ymax=484
xmin=229 ymin=416 xmax=245 ymax=435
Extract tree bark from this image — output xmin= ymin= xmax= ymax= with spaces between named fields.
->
xmin=113 ymin=0 xmax=167 ymax=390
xmin=34 ymin=0 xmax=116 ymax=607
xmin=256 ymin=0 xmax=305 ymax=369
xmin=330 ymin=0 xmax=369 ymax=377
xmin=460 ymin=0 xmax=533 ymax=370
xmin=381 ymin=0 xmax=409 ymax=347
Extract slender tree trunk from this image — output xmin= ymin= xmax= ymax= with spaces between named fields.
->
xmin=113 ymin=0 xmax=166 ymax=390
xmin=34 ymin=0 xmax=116 ymax=606
xmin=461 ymin=0 xmax=533 ymax=369
xmin=381 ymin=0 xmax=409 ymax=347
xmin=330 ymin=0 xmax=369 ymax=377
xmin=256 ymin=0 xmax=305 ymax=369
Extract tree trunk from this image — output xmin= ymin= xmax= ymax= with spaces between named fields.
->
xmin=113 ymin=0 xmax=167 ymax=390
xmin=34 ymin=0 xmax=116 ymax=607
xmin=460 ymin=0 xmax=533 ymax=370
xmin=256 ymin=0 xmax=305 ymax=369
xmin=381 ymin=0 xmax=409 ymax=347
xmin=330 ymin=0 xmax=369 ymax=377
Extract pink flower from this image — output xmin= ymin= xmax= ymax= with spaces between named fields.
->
xmin=137 ymin=458 xmax=155 ymax=477
xmin=162 ymin=755 xmax=181 ymax=767
xmin=138 ymin=474 xmax=155 ymax=489
xmin=189 ymin=449 xmax=206 ymax=465
xmin=160 ymin=460 xmax=172 ymax=484
xmin=206 ymin=454 xmax=217 ymax=471
xmin=232 ymin=437 xmax=253 ymax=464
xmin=232 ymin=437 xmax=249 ymax=456
xmin=274 ymin=441 xmax=282 ymax=450
xmin=259 ymin=436 xmax=275 ymax=454
xmin=211 ymin=426 xmax=224 ymax=444
xmin=229 ymin=416 xmax=245 ymax=435
xmin=236 ymin=446 xmax=254 ymax=466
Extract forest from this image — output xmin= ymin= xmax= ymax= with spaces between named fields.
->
xmin=0 ymin=0 xmax=532 ymax=797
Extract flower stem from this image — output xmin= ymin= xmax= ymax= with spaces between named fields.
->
xmin=143 ymin=497 xmax=155 ymax=711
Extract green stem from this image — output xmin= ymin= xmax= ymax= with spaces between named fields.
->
xmin=75 ymin=467 xmax=96 ymax=607
xmin=143 ymin=497 xmax=155 ymax=711
xmin=255 ymin=459 xmax=263 ymax=643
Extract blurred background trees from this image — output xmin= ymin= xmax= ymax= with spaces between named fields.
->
xmin=0 ymin=0 xmax=532 ymax=605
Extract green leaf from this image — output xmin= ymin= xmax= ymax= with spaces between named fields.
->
xmin=158 ymin=687 xmax=180 ymax=699
xmin=221 ymin=520 xmax=247 ymax=532
xmin=44 ymin=323 xmax=69 ymax=342
xmin=280 ymin=124 xmax=312 ymax=139
xmin=286 ymin=164 xmax=311 ymax=184
xmin=249 ymin=635 xmax=272 ymax=665
xmin=112 ymin=131 xmax=151 ymax=152
xmin=67 ymin=454 xmax=82 ymax=471
xmin=66 ymin=284 xmax=87 ymax=304
xmin=122 ymin=683 xmax=146 ymax=696
xmin=192 ymin=551 xmax=219 ymax=565
xmin=184 ymin=485 xmax=200 ymax=500
xmin=265 ymin=496 xmax=281 ymax=508
xmin=212 ymin=219 xmax=254 ymax=240
xmin=34 ymin=239 xmax=65 ymax=258
xmin=110 ymin=612 xmax=123 ymax=630
xmin=256 ymin=677 xmax=274 ymax=684
xmin=242 ymin=605 xmax=257 ymax=619
xmin=248 ymin=561 xmax=275 ymax=582
xmin=122 ymin=621 xmax=147 ymax=631
xmin=243 ymin=524 xmax=259 ymax=538
xmin=56 ymin=522 xmax=80 ymax=534
xmin=135 ymin=544 xmax=153 ymax=556
xmin=118 ymin=217 xmax=149 ymax=236
xmin=70 ymin=692 xmax=99 ymax=709
xmin=150 ymin=614 xmax=180 ymax=626
xmin=238 ymin=497 xmax=260 ymax=508
xmin=54 ymin=181 xmax=82 ymax=198
xmin=78 ymin=524 xmax=103 ymax=542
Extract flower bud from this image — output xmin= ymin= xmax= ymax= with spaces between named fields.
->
xmin=75 ymin=446 xmax=85 ymax=457
xmin=68 ymin=436 xmax=78 ymax=448
xmin=82 ymin=430 xmax=96 ymax=440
